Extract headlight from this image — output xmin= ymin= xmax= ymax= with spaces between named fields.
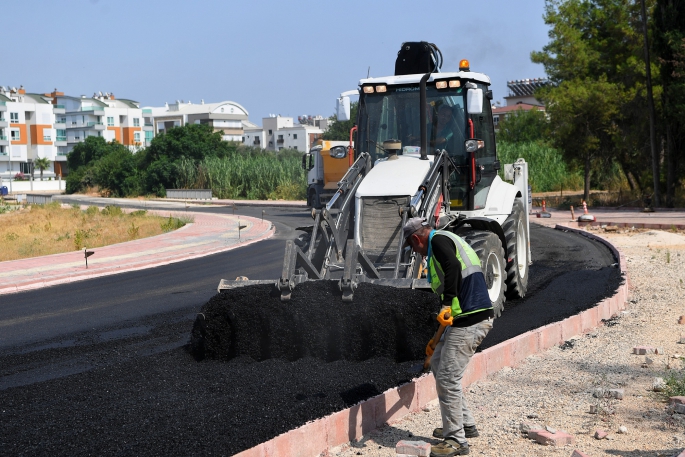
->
xmin=363 ymin=86 xmax=374 ymax=94
xmin=435 ymin=81 xmax=448 ymax=89
xmin=329 ymin=146 xmax=347 ymax=158
xmin=464 ymin=139 xmax=484 ymax=153
xmin=375 ymin=85 xmax=387 ymax=93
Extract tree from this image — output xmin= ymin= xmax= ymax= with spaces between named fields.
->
xmin=322 ymin=101 xmax=358 ymax=141
xmin=66 ymin=136 xmax=111 ymax=171
xmin=34 ymin=157 xmax=50 ymax=181
xmin=532 ymin=0 xmax=657 ymax=200
xmin=496 ymin=108 xmax=549 ymax=144
xmin=653 ymin=0 xmax=685 ymax=206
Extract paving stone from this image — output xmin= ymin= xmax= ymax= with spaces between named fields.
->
xmin=633 ymin=346 xmax=657 ymax=355
xmin=571 ymin=451 xmax=591 ymax=457
xmin=678 ymin=315 xmax=685 ymax=325
xmin=527 ymin=429 xmax=575 ymax=446
xmin=594 ymin=429 xmax=608 ymax=440
xmin=395 ymin=440 xmax=431 ymax=456
xmin=618 ymin=425 xmax=628 ymax=434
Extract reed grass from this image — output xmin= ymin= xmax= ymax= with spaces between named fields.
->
xmin=174 ymin=150 xmax=307 ymax=200
xmin=0 ymin=202 xmax=187 ymax=261
xmin=497 ymin=141 xmax=584 ymax=193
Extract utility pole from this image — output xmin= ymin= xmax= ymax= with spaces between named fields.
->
xmin=640 ymin=0 xmax=660 ymax=208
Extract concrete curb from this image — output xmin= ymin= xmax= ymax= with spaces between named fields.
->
xmin=0 ymin=212 xmax=275 ymax=296
xmin=234 ymin=224 xmax=630 ymax=457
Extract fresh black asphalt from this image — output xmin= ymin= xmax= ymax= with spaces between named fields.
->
xmin=0 ymin=202 xmax=622 ymax=456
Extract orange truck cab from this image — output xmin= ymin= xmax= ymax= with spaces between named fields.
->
xmin=302 ymin=140 xmax=353 ymax=208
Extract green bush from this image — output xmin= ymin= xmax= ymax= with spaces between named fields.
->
xmin=102 ymin=205 xmax=123 ymax=217
xmin=85 ymin=206 xmax=100 ymax=216
xmin=497 ymin=141 xmax=583 ymax=193
xmin=160 ymin=215 xmax=187 ymax=232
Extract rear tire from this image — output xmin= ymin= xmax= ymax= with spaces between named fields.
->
xmin=461 ymin=230 xmax=506 ymax=318
xmin=308 ymin=188 xmax=322 ymax=209
xmin=503 ymin=199 xmax=529 ymax=299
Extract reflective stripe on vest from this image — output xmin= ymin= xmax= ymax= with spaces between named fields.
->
xmin=428 ymin=230 xmax=483 ymax=317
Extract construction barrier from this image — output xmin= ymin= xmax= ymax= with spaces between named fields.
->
xmin=165 ymin=189 xmax=213 ymax=200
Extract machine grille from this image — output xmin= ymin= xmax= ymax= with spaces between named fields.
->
xmin=360 ymin=196 xmax=410 ymax=264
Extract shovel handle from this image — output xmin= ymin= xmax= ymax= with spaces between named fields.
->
xmin=423 ymin=323 xmax=448 ymax=370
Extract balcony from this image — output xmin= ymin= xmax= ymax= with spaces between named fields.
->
xmin=0 ymin=101 xmax=6 ymax=112
xmin=0 ymin=135 xmax=7 ymax=146
xmin=253 ymin=139 xmax=261 ymax=145
xmin=86 ymin=122 xmax=105 ymax=130
xmin=142 ymin=109 xmax=152 ymax=115
xmin=0 ymin=119 xmax=7 ymax=128
xmin=79 ymin=106 xmax=105 ymax=115
xmin=276 ymin=139 xmax=284 ymax=145
xmin=53 ymin=104 xmax=65 ymax=114
xmin=56 ymin=136 xmax=67 ymax=142
xmin=143 ymin=123 xmax=154 ymax=131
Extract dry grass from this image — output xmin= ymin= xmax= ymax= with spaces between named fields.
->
xmin=0 ymin=202 xmax=188 ymax=262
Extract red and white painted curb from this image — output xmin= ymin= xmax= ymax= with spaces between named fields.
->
xmin=234 ymin=224 xmax=629 ymax=457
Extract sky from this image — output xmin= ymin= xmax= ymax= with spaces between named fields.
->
xmin=4 ymin=0 xmax=550 ymax=125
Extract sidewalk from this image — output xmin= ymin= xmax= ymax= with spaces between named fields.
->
xmin=529 ymin=206 xmax=685 ymax=230
xmin=0 ymin=210 xmax=274 ymax=296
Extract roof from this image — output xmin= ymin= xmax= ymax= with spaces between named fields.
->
xmin=506 ymin=78 xmax=549 ymax=97
xmin=492 ymin=103 xmax=545 ymax=115
xmin=359 ymin=71 xmax=491 ymax=87
xmin=146 ymin=100 xmax=249 ymax=117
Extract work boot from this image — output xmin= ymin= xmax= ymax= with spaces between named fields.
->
xmin=432 ymin=425 xmax=479 ymax=439
xmin=430 ymin=438 xmax=469 ymax=456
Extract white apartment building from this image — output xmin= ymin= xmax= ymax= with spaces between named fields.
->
xmin=243 ymin=115 xmax=325 ymax=152
xmin=1 ymin=86 xmax=60 ymax=180
xmin=55 ymin=92 xmax=146 ymax=154
xmin=0 ymin=86 xmax=150 ymax=182
xmin=147 ymin=100 xmax=250 ymax=142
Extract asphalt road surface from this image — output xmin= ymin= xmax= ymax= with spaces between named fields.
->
xmin=0 ymin=201 xmax=622 ymax=456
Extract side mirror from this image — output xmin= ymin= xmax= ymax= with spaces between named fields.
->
xmin=336 ymin=96 xmax=351 ymax=121
xmin=467 ymin=88 xmax=483 ymax=114
xmin=329 ymin=146 xmax=347 ymax=159
xmin=301 ymin=153 xmax=310 ymax=170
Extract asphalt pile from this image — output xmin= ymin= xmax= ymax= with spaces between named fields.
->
xmin=190 ymin=281 xmax=441 ymax=363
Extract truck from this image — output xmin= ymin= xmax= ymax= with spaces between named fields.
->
xmin=219 ymin=42 xmax=531 ymax=317
xmin=302 ymin=140 xmax=354 ymax=209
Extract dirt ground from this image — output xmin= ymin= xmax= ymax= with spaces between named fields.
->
xmin=334 ymin=229 xmax=685 ymax=457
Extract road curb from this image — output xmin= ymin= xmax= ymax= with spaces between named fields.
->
xmin=233 ymin=224 xmax=630 ymax=457
xmin=0 ymin=214 xmax=275 ymax=296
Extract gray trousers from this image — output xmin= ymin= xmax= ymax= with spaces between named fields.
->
xmin=431 ymin=318 xmax=493 ymax=443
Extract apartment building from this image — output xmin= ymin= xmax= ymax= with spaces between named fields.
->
xmin=147 ymin=100 xmax=249 ymax=142
xmin=492 ymin=78 xmax=548 ymax=129
xmin=243 ymin=115 xmax=324 ymax=152
xmin=0 ymin=86 xmax=60 ymax=180
xmin=55 ymin=92 xmax=145 ymax=154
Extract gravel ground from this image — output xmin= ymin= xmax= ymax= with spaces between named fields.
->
xmin=335 ymin=228 xmax=685 ymax=457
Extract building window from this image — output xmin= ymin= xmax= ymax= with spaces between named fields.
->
xmin=56 ymin=129 xmax=66 ymax=141
xmin=293 ymin=146 xmax=297 ymax=150
xmin=43 ymin=133 xmax=52 ymax=141
xmin=145 ymin=130 xmax=153 ymax=141
xmin=10 ymin=129 xmax=20 ymax=141
xmin=107 ymin=117 xmax=114 ymax=126
xmin=10 ymin=112 xmax=19 ymax=123
xmin=242 ymin=137 xmax=245 ymax=142
xmin=268 ymin=129 xmax=272 ymax=135
xmin=0 ymin=146 xmax=5 ymax=155
xmin=293 ymin=134 xmax=297 ymax=139
xmin=20 ymin=162 xmax=32 ymax=174
xmin=133 ymin=118 xmax=140 ymax=127
xmin=278 ymin=134 xmax=283 ymax=139
xmin=134 ymin=132 xmax=141 ymax=142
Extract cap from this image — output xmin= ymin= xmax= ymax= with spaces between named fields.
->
xmin=402 ymin=217 xmax=429 ymax=248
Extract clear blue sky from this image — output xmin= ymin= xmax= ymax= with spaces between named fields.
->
xmin=5 ymin=0 xmax=549 ymax=124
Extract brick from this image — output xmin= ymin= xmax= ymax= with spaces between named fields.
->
xmin=678 ymin=315 xmax=685 ymax=325
xmin=671 ymin=449 xmax=685 ymax=457
xmin=580 ymin=306 xmax=600 ymax=333
xmin=291 ymin=418 xmax=327 ymax=457
xmin=462 ymin=352 xmax=485 ymax=388
xmin=527 ymin=429 xmax=575 ymax=446
xmin=571 ymin=451 xmax=592 ymax=457
xmin=395 ymin=440 xmax=431 ymax=456
xmin=561 ymin=314 xmax=583 ymax=341
xmin=670 ymin=396 xmax=685 ymax=405
xmin=482 ymin=342 xmax=512 ymax=376
xmin=415 ymin=373 xmax=437 ymax=409
xmin=633 ymin=346 xmax=657 ymax=355
xmin=594 ymin=429 xmax=608 ymax=439
xmin=538 ymin=323 xmax=563 ymax=351
xmin=378 ymin=382 xmax=418 ymax=426
xmin=509 ymin=331 xmax=539 ymax=366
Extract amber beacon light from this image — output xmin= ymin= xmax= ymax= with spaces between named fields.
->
xmin=459 ymin=59 xmax=470 ymax=71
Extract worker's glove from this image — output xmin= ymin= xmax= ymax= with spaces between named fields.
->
xmin=425 ymin=341 xmax=435 ymax=357
xmin=436 ymin=306 xmax=453 ymax=326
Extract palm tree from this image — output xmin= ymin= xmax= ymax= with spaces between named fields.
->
xmin=34 ymin=157 xmax=50 ymax=181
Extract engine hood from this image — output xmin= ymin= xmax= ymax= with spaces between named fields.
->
xmin=356 ymin=154 xmax=433 ymax=198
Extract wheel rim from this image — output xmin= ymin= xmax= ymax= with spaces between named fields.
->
xmin=516 ymin=219 xmax=527 ymax=279
xmin=485 ymin=251 xmax=502 ymax=302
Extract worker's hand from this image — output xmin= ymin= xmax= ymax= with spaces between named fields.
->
xmin=436 ymin=306 xmax=453 ymax=326
xmin=425 ymin=341 xmax=434 ymax=357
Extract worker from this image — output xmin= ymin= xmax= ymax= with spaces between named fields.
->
xmin=402 ymin=217 xmax=494 ymax=456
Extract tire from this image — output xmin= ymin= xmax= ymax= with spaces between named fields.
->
xmin=502 ymin=199 xmax=529 ymax=299
xmin=461 ymin=230 xmax=506 ymax=318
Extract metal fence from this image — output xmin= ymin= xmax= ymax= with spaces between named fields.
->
xmin=165 ymin=189 xmax=213 ymax=200
xmin=26 ymin=194 xmax=54 ymax=205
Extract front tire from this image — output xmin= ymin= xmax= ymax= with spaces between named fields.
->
xmin=461 ymin=230 xmax=506 ymax=318
xmin=503 ymin=199 xmax=529 ymax=299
